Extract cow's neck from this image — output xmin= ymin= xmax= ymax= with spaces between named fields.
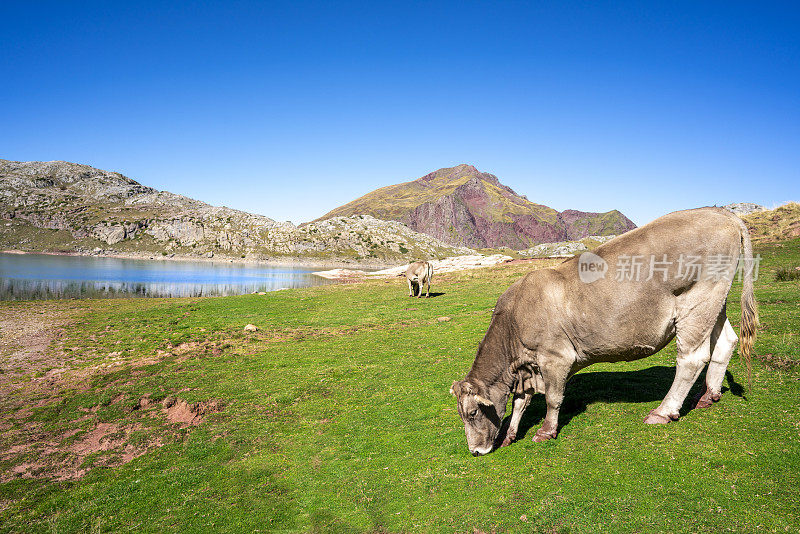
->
xmin=466 ymin=320 xmax=515 ymax=397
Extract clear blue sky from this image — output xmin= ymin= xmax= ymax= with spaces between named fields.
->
xmin=2 ymin=1 xmax=798 ymax=225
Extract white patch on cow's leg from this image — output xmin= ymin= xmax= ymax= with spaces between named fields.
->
xmin=646 ymin=337 xmax=711 ymax=423
xmin=698 ymin=318 xmax=738 ymax=408
xmin=501 ymin=393 xmax=532 ymax=446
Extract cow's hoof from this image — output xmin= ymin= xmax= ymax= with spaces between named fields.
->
xmin=695 ymin=396 xmax=714 ymax=409
xmin=532 ymin=429 xmax=556 ymax=442
xmin=644 ymin=411 xmax=677 ymax=424
xmin=500 ymin=432 xmax=516 ymax=447
xmin=694 ymin=389 xmax=721 ymax=409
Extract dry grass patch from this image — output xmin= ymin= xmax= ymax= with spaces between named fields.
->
xmin=743 ymin=201 xmax=800 ymax=242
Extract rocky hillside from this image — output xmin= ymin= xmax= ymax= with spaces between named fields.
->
xmin=315 ymin=164 xmax=636 ymax=249
xmin=0 ymin=160 xmax=471 ymax=263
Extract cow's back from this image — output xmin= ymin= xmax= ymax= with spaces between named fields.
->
xmin=406 ymin=261 xmax=429 ymax=281
xmin=511 ymin=208 xmax=743 ymax=363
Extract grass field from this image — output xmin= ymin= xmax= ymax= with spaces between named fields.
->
xmin=0 ymin=241 xmax=798 ymax=533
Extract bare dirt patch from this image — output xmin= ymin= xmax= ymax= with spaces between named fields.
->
xmin=1 ymin=419 xmax=160 ymax=482
xmin=0 ymin=302 xmax=227 ymax=483
xmin=0 ymin=303 xmax=79 ymax=380
xmin=2 ymin=393 xmax=225 ymax=482
xmin=160 ymin=396 xmax=225 ymax=426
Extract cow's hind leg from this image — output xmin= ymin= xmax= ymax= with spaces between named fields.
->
xmin=408 ymin=279 xmax=414 ymax=297
xmin=697 ymin=315 xmax=738 ymax=408
xmin=500 ymin=392 xmax=532 ymax=447
xmin=645 ymin=335 xmax=712 ymax=424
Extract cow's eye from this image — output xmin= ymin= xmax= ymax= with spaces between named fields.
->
xmin=468 ymin=408 xmax=478 ymax=419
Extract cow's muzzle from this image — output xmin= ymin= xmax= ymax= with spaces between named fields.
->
xmin=470 ymin=446 xmax=492 ymax=457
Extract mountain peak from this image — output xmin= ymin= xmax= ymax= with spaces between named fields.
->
xmin=417 ymin=163 xmax=480 ymax=184
xmin=315 ymin=165 xmax=636 ymax=248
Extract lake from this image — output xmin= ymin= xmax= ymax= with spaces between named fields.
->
xmin=0 ymin=252 xmax=337 ymax=300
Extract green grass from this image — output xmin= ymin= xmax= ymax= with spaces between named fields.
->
xmin=1 ymin=241 xmax=799 ymax=533
xmin=775 ymin=267 xmax=800 ymax=282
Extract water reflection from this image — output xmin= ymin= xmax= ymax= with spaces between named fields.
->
xmin=0 ymin=253 xmax=335 ymax=300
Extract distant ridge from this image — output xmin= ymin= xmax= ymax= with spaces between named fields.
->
xmin=316 ymin=164 xmax=636 ymax=249
xmin=0 ymin=159 xmax=471 ymax=262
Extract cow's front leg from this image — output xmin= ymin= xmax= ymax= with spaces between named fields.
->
xmin=500 ymin=392 xmax=532 ymax=447
xmin=533 ymin=384 xmax=563 ymax=442
xmin=408 ymin=279 xmax=414 ymax=297
xmin=532 ymin=363 xmax=570 ymax=442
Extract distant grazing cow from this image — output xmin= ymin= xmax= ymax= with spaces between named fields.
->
xmin=406 ymin=261 xmax=433 ymax=298
xmin=451 ymin=207 xmax=758 ymax=456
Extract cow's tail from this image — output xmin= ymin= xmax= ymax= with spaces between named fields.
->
xmin=737 ymin=217 xmax=759 ymax=389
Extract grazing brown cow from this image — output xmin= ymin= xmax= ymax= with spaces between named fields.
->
xmin=451 ymin=207 xmax=758 ymax=456
xmin=406 ymin=261 xmax=433 ymax=298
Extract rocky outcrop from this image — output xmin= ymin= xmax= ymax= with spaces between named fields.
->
xmin=518 ymin=235 xmax=616 ymax=257
xmin=724 ymin=202 xmax=767 ymax=216
xmin=316 ymin=164 xmax=636 ymax=248
xmin=0 ymin=160 xmax=470 ymax=262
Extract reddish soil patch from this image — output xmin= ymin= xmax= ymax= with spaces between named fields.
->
xmin=160 ymin=396 xmax=225 ymax=426
xmin=2 ymin=393 xmax=224 ymax=482
xmin=0 ymin=304 xmax=226 ymax=482
xmin=1 ymin=420 xmax=161 ymax=482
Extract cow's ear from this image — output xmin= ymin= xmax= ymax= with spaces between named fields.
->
xmin=474 ymin=394 xmax=492 ymax=406
xmin=449 ymin=380 xmax=461 ymax=397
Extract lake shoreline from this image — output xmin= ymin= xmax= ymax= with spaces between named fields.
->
xmin=0 ymin=251 xmax=343 ymax=300
xmin=0 ymin=248 xmax=397 ymax=271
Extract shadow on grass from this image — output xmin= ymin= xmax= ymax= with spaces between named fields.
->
xmin=504 ymin=365 xmax=745 ymax=443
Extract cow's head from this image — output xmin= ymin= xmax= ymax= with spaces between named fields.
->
xmin=450 ymin=379 xmax=507 ymax=456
